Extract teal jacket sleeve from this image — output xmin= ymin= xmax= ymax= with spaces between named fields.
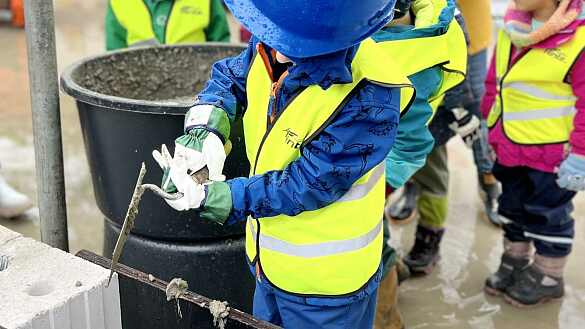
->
xmin=385 ymin=69 xmax=439 ymax=188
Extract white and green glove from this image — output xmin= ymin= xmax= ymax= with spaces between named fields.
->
xmin=152 ymin=144 xmax=232 ymax=225
xmin=176 ymin=104 xmax=231 ymax=183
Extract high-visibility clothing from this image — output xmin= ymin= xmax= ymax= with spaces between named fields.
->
xmin=487 ymin=28 xmax=585 ymax=144
xmin=377 ymin=0 xmax=467 ymax=115
xmin=110 ymin=0 xmax=210 ymax=47
xmin=243 ymin=38 xmax=415 ymax=296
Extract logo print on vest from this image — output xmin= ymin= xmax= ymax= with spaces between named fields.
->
xmin=181 ymin=6 xmax=203 ymax=15
xmin=544 ymin=48 xmax=567 ymax=63
xmin=283 ymin=128 xmax=302 ymax=149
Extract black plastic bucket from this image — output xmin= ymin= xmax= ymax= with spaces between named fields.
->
xmin=103 ymin=218 xmax=255 ymax=314
xmin=60 ymin=44 xmax=250 ymax=241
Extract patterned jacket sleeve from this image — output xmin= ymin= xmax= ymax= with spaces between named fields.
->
xmin=194 ymin=39 xmax=257 ymax=121
xmin=225 ymin=84 xmax=401 ymax=223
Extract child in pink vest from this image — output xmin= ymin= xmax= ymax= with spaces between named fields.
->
xmin=482 ymin=0 xmax=585 ymax=307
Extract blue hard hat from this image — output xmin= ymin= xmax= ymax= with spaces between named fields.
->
xmin=224 ymin=0 xmax=397 ymax=58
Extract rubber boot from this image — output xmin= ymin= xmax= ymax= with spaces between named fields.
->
xmin=504 ymin=255 xmax=566 ymax=307
xmin=374 ymin=266 xmax=405 ymax=329
xmin=484 ymin=253 xmax=530 ymax=296
xmin=385 ymin=181 xmax=418 ymax=225
xmin=403 ymin=225 xmax=444 ymax=275
xmin=478 ymin=173 xmax=501 ymax=227
xmin=0 ymin=175 xmax=32 ymax=218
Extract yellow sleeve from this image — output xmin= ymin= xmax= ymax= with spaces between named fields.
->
xmin=412 ymin=0 xmax=438 ymax=28
xmin=457 ymin=0 xmax=493 ymax=54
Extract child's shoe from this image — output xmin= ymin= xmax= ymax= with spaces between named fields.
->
xmin=403 ymin=225 xmax=444 ymax=275
xmin=484 ymin=253 xmax=529 ymax=296
xmin=478 ymin=173 xmax=501 ymax=227
xmin=504 ymin=264 xmax=564 ymax=307
xmin=385 ymin=182 xmax=418 ymax=225
xmin=0 ymin=175 xmax=32 ymax=219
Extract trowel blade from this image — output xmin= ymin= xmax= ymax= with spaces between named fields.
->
xmin=108 ymin=162 xmax=147 ymax=286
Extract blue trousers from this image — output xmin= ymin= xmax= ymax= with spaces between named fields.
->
xmin=465 ymin=50 xmax=493 ymax=174
xmin=252 ymin=267 xmax=381 ymax=329
xmin=493 ymin=163 xmax=576 ymax=257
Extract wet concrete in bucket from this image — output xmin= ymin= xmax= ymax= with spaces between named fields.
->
xmin=73 ymin=46 xmax=240 ymax=103
xmin=0 ymin=0 xmax=584 ymax=328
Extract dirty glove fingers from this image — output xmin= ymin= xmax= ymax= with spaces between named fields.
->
xmin=152 ymin=150 xmax=168 ymax=170
xmin=161 ymin=144 xmax=173 ymax=163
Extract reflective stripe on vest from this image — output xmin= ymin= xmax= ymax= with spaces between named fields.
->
xmin=110 ymin=0 xmax=209 ymax=46
xmin=487 ymin=28 xmax=585 ymax=144
xmin=249 ymin=218 xmax=384 ymax=258
xmin=243 ymin=39 xmax=415 ymax=296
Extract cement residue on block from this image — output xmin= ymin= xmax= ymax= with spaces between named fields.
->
xmin=0 ymin=225 xmax=21 ymax=246
xmin=0 ymin=226 xmax=122 ymax=329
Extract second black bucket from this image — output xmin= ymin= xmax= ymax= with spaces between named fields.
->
xmin=60 ymin=44 xmax=250 ymax=241
xmin=103 ymin=218 xmax=255 ymax=314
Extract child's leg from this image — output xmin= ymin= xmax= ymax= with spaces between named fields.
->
xmin=504 ymin=168 xmax=576 ymax=306
xmin=275 ymin=285 xmax=379 ymax=329
xmin=374 ymin=265 xmax=405 ymax=329
xmin=485 ymin=163 xmax=533 ymax=295
xmin=404 ymin=145 xmax=449 ymax=274
xmin=252 ymin=279 xmax=282 ymax=326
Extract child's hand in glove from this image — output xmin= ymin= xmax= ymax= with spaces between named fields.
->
xmin=448 ymin=107 xmax=481 ymax=148
xmin=557 ymin=154 xmax=585 ymax=191
xmin=152 ymin=144 xmax=233 ymax=224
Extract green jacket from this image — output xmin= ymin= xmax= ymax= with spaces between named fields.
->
xmin=106 ymin=0 xmax=230 ymax=50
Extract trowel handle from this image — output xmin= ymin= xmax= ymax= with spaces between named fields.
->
xmin=141 ymin=184 xmax=184 ymax=200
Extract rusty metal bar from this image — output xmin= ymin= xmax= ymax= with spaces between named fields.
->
xmin=77 ymin=250 xmax=281 ymax=329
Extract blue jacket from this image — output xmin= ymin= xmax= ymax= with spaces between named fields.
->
xmin=195 ymin=38 xmax=402 ymax=225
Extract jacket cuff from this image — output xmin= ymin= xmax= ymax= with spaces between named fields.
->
xmin=200 ymin=181 xmax=233 ymax=225
xmin=571 ymin=147 xmax=585 ymax=158
xmin=184 ymin=105 xmax=231 ymax=142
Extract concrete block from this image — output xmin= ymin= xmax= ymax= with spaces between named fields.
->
xmin=0 ymin=226 xmax=122 ymax=329
xmin=0 ymin=225 xmax=21 ymax=246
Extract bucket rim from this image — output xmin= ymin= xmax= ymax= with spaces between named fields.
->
xmin=59 ymin=42 xmax=246 ymax=115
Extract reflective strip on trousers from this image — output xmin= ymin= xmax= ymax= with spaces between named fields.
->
xmin=504 ymin=107 xmax=576 ymax=121
xmin=524 ymin=232 xmax=573 ymax=244
xmin=338 ymin=164 xmax=385 ymax=202
xmin=130 ymin=38 xmax=160 ymax=48
xmin=500 ymin=217 xmax=573 ymax=244
xmin=249 ymin=219 xmax=383 ymax=258
xmin=503 ymin=82 xmax=577 ymax=101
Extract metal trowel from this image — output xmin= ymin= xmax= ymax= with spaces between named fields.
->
xmin=107 ymin=162 xmax=210 ymax=286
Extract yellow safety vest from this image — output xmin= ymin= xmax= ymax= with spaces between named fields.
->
xmin=487 ymin=28 xmax=585 ymax=144
xmin=110 ymin=0 xmax=210 ymax=47
xmin=243 ymin=39 xmax=415 ymax=296
xmin=376 ymin=0 xmax=467 ymax=116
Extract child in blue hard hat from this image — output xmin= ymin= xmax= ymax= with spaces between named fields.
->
xmin=151 ymin=0 xmax=419 ymax=327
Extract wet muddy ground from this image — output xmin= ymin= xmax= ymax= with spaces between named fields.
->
xmin=0 ymin=1 xmax=583 ymax=328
